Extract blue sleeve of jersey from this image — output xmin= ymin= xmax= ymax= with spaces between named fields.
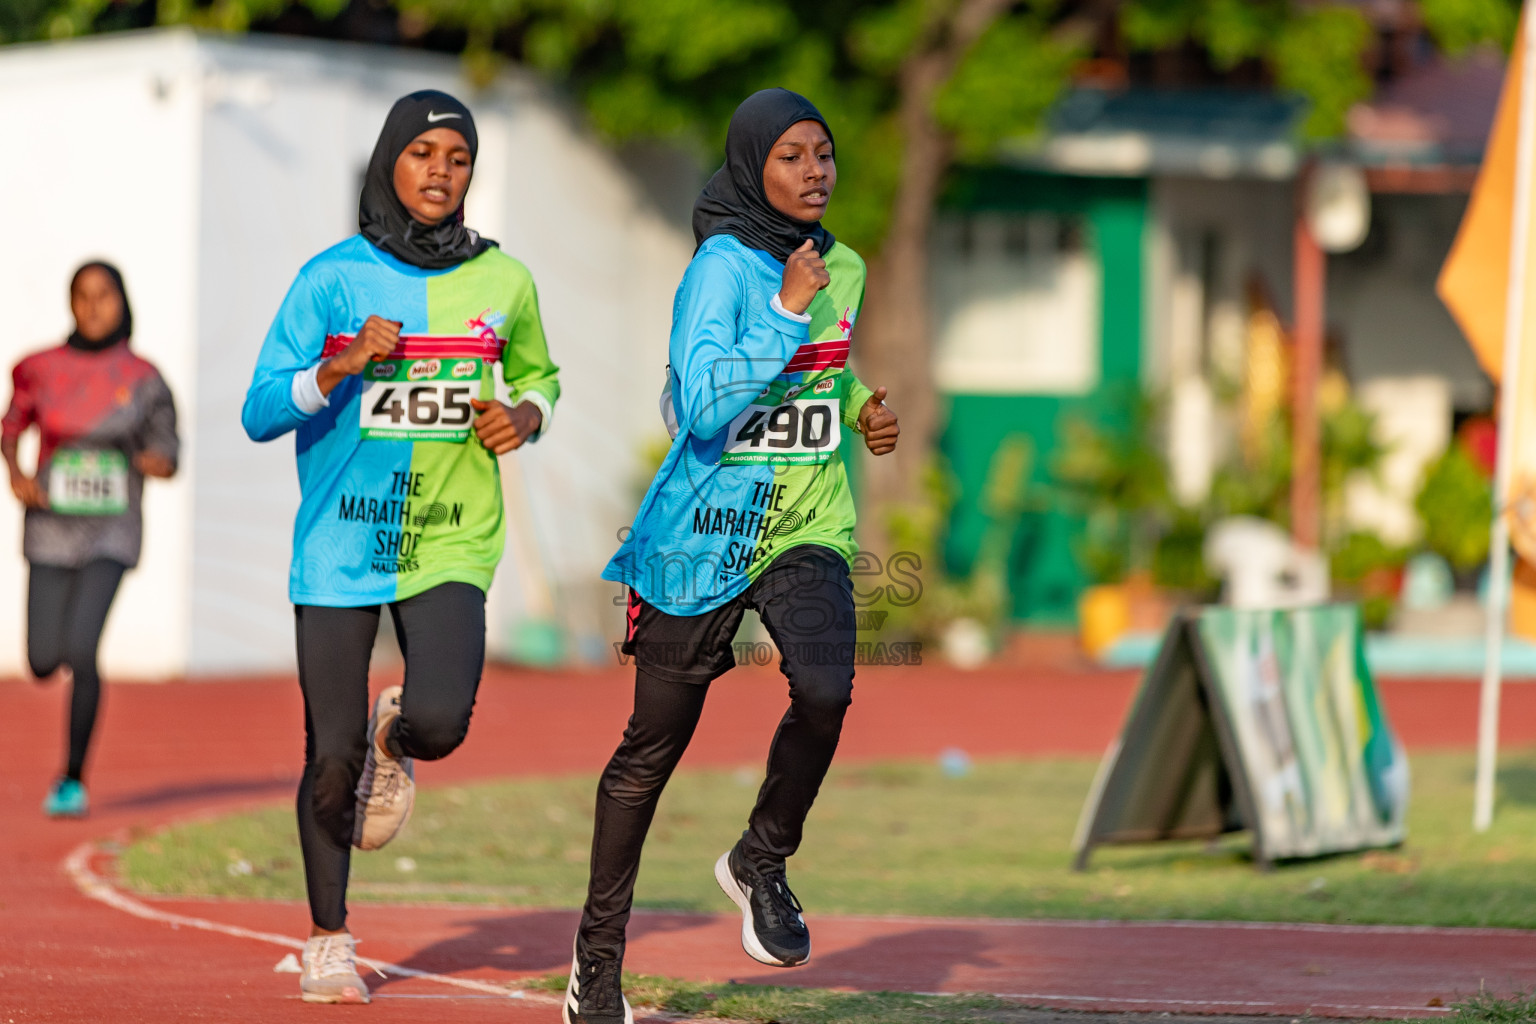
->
xmin=670 ymin=252 xmax=809 ymax=440
xmin=242 ymin=272 xmax=330 ymax=443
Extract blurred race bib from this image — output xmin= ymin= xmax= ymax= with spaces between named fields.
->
xmin=49 ymin=449 xmax=128 ymax=516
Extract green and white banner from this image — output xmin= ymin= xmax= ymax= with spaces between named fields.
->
xmin=1075 ymin=604 xmax=1408 ymax=868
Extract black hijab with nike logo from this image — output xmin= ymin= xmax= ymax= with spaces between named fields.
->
xmin=692 ymin=88 xmax=836 ymax=262
xmin=359 ymin=90 xmax=497 ymax=270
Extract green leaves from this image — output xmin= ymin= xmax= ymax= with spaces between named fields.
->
xmin=848 ymin=0 xmax=951 ymax=75
xmin=1415 ymin=443 xmax=1493 ymax=572
xmin=1121 ymin=0 xmax=1373 ymax=140
xmin=1119 ymin=0 xmax=1197 ymax=51
xmin=1272 ymin=4 xmax=1373 ymax=138
xmin=613 ymin=0 xmax=791 ymax=80
xmin=0 ymin=0 xmax=110 ymax=43
xmin=1197 ymin=0 xmax=1285 ymax=72
xmin=583 ymin=71 xmax=700 ymax=142
xmin=1420 ymin=0 xmax=1520 ymax=56
xmin=934 ymin=13 xmax=1080 ymax=160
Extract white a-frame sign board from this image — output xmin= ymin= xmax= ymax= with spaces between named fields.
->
xmin=1074 ymin=606 xmax=1409 ymax=871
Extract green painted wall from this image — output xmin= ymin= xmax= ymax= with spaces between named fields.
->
xmin=939 ymin=171 xmax=1147 ymax=625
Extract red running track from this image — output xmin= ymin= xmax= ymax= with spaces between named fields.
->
xmin=5 ymin=665 xmax=1536 ymax=1022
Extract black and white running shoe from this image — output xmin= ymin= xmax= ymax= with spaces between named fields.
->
xmin=562 ymin=934 xmax=633 ymax=1024
xmin=713 ymin=843 xmax=811 ymax=967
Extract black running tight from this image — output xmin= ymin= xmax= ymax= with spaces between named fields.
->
xmin=294 ymin=582 xmax=486 ymax=931
xmin=579 ymin=555 xmax=856 ymax=955
xmin=27 ymin=559 xmax=127 ymax=782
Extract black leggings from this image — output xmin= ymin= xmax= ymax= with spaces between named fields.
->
xmin=579 ymin=555 xmax=855 ymax=954
xmin=28 ymin=559 xmax=127 ymax=782
xmin=295 ymin=581 xmax=486 ymax=931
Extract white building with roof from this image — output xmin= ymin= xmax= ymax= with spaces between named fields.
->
xmin=0 ymin=28 xmax=690 ymax=677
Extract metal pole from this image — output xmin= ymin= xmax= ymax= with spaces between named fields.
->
xmin=1292 ymin=162 xmax=1324 ymax=550
xmin=1475 ymin=6 xmax=1536 ymax=833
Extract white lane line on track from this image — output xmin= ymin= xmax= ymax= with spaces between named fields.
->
xmin=979 ymin=991 xmax=1452 ymax=1016
xmin=63 ymin=841 xmax=1458 ymax=1018
xmin=62 ymin=841 xmax=551 ymax=1003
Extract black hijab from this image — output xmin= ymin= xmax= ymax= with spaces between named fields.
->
xmin=692 ymin=88 xmax=836 ymax=261
xmin=67 ymin=261 xmax=132 ymax=352
xmin=359 ymin=90 xmax=496 ymax=270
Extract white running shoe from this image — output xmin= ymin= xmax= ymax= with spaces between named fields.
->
xmin=353 ymin=685 xmax=415 ymax=850
xmin=300 ymin=933 xmax=371 ymax=1004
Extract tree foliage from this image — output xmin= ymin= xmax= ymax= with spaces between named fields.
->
xmin=7 ymin=0 xmax=1525 ymax=204
xmin=1121 ymin=0 xmax=1374 ymax=137
xmin=8 ymin=0 xmax=1520 ymax=244
xmin=1419 ymin=0 xmax=1520 ymax=55
xmin=11 ymin=0 xmax=1489 ymax=245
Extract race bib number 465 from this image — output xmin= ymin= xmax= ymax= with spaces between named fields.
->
xmin=722 ymin=375 xmax=843 ymax=466
xmin=360 ymin=356 xmax=483 ymax=441
xmin=321 ymin=332 xmax=501 ymax=443
xmin=49 ymin=449 xmax=128 ymax=516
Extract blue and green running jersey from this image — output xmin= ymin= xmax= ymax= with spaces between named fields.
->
xmin=604 ymin=234 xmax=873 ymax=616
xmin=243 ymin=236 xmax=560 ymax=606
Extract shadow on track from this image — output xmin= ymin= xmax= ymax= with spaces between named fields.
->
xmin=100 ymin=775 xmax=298 ymax=811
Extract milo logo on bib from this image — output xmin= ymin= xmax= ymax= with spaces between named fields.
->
xmin=322 ymin=332 xmax=502 ymax=443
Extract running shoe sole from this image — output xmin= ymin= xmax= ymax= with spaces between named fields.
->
xmin=42 ymin=802 xmax=87 ymax=818
xmin=299 ymin=984 xmax=370 ymax=1005
xmin=713 ymin=851 xmax=810 ymax=968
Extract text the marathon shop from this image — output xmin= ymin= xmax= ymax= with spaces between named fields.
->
xmin=334 ymin=471 xmax=466 ymax=575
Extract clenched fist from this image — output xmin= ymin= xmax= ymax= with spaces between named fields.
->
xmin=778 ymin=239 xmax=830 ymax=314
xmin=471 ymin=398 xmax=542 ymax=455
xmin=318 ymin=315 xmax=401 ymax=395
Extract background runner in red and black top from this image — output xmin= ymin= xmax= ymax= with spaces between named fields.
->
xmin=1 ymin=261 xmax=179 ymax=818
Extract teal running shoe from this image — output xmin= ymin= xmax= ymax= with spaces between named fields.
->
xmin=43 ymin=778 xmax=88 ymax=818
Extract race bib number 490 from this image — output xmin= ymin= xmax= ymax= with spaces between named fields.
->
xmin=49 ymin=449 xmax=128 ymax=516
xmin=360 ymin=356 xmax=483 ymax=441
xmin=721 ymin=375 xmax=843 ymax=465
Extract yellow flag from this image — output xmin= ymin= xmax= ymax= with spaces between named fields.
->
xmin=1438 ymin=10 xmax=1536 ymax=637
xmin=1438 ymin=17 xmax=1523 ymax=378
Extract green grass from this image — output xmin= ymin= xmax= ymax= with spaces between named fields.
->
xmin=1451 ymin=989 xmax=1536 ymax=1023
xmin=121 ymin=749 xmax=1536 ymax=928
xmin=524 ymin=972 xmax=1468 ymax=1023
xmin=523 ymin=973 xmax=1063 ymax=1024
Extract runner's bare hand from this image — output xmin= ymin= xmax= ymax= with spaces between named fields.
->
xmin=318 ymin=316 xmax=400 ymax=395
xmin=857 ymin=386 xmax=899 ymax=456
xmin=778 ymin=239 xmax=830 ymax=314
xmin=336 ymin=316 xmax=400 ymax=374
xmin=471 ymin=399 xmax=542 ymax=454
xmin=134 ymin=451 xmax=176 ymax=478
xmin=9 ymin=472 xmax=45 ymax=509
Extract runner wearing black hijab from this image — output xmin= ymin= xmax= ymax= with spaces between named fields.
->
xmin=564 ymin=89 xmax=900 ymax=1024
xmin=2 ymin=261 xmax=179 ymax=819
xmin=244 ymin=89 xmax=560 ymax=1004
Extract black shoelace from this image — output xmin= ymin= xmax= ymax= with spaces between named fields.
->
xmin=755 ymin=869 xmax=807 ymax=936
xmin=580 ymin=956 xmax=625 ymax=1016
